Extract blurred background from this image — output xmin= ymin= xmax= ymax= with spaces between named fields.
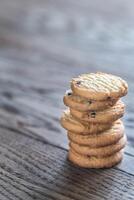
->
xmin=0 ymin=0 xmax=134 ymax=148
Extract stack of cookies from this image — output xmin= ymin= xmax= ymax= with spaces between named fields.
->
xmin=61 ymin=72 xmax=128 ymax=168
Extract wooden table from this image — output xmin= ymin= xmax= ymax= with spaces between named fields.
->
xmin=0 ymin=0 xmax=134 ymax=199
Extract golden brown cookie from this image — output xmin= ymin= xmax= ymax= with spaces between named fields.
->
xmin=70 ymin=100 xmax=125 ymax=124
xmin=60 ymin=109 xmax=112 ymax=134
xmin=71 ymin=72 xmax=128 ymax=100
xmin=68 ymin=148 xmax=123 ymax=168
xmin=68 ymin=120 xmax=124 ymax=147
xmin=70 ymin=134 xmax=126 ymax=157
xmin=64 ymin=89 xmax=118 ymax=112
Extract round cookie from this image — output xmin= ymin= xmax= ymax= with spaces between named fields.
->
xmin=60 ymin=109 xmax=113 ymax=134
xmin=70 ymin=134 xmax=127 ymax=157
xmin=68 ymin=120 xmax=124 ymax=147
xmin=71 ymin=72 xmax=128 ymax=100
xmin=64 ymin=89 xmax=118 ymax=112
xmin=70 ymin=100 xmax=125 ymax=124
xmin=68 ymin=148 xmax=123 ymax=168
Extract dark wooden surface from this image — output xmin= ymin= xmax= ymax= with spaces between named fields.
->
xmin=0 ymin=0 xmax=134 ymax=199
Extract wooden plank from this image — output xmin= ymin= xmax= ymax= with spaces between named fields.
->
xmin=0 ymin=126 xmax=132 ymax=199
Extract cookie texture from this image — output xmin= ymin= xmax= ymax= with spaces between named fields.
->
xmin=61 ymin=72 xmax=128 ymax=169
xmin=71 ymin=72 xmax=128 ymax=100
xmin=70 ymin=100 xmax=125 ymax=123
xmin=64 ymin=89 xmax=118 ymax=112
xmin=68 ymin=120 xmax=124 ymax=147
xmin=70 ymin=134 xmax=126 ymax=157
xmin=60 ymin=109 xmax=112 ymax=134
xmin=68 ymin=148 xmax=123 ymax=168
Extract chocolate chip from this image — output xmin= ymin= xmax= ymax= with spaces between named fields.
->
xmin=67 ymin=92 xmax=72 ymax=96
xmin=90 ymin=111 xmax=96 ymax=118
xmin=76 ymin=81 xmax=81 ymax=85
xmin=88 ymin=100 xmax=92 ymax=104
xmin=107 ymin=96 xmax=111 ymax=100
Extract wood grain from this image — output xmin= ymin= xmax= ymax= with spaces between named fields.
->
xmin=0 ymin=0 xmax=133 ymax=199
xmin=0 ymin=126 xmax=133 ymax=200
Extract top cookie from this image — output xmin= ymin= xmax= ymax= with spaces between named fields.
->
xmin=71 ymin=72 xmax=128 ymax=100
